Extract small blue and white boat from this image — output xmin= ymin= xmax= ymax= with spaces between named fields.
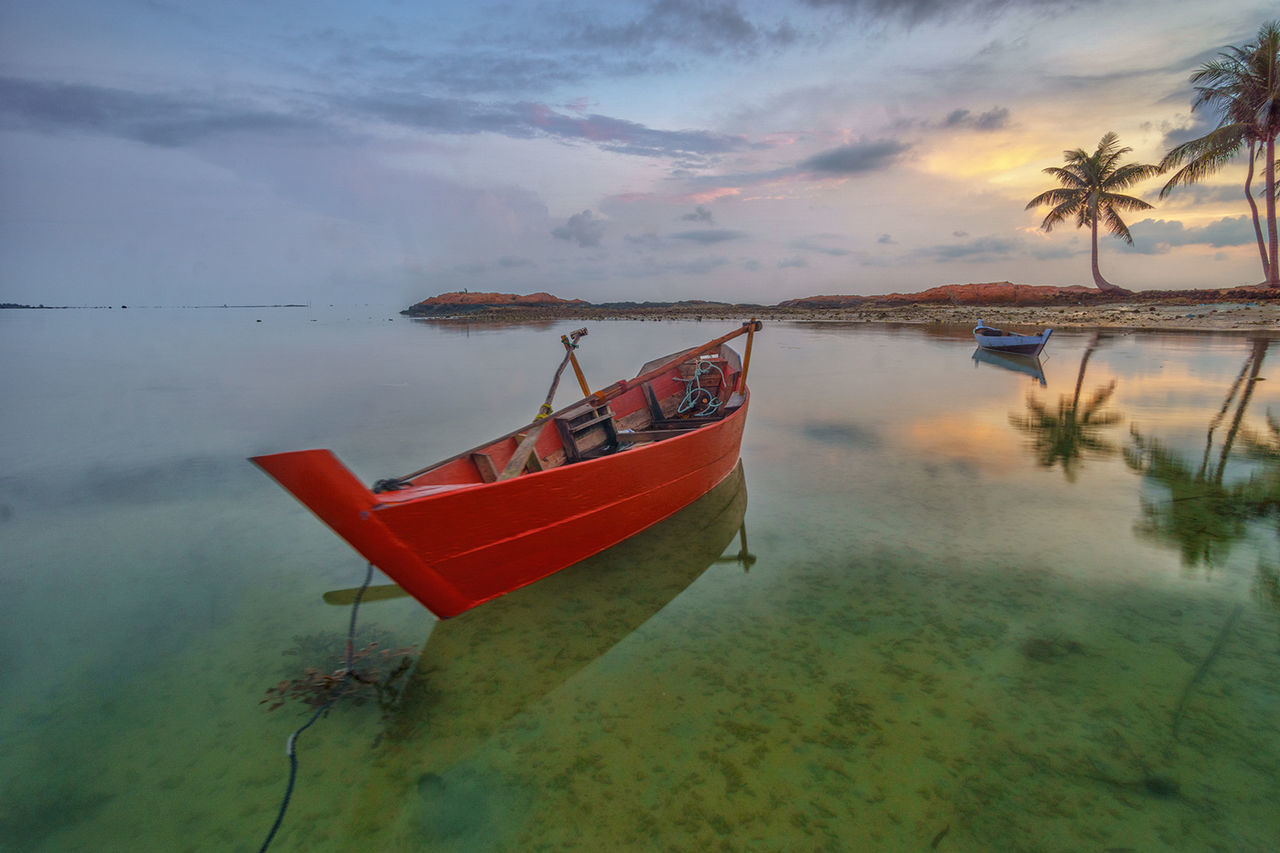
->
xmin=972 ymin=319 xmax=1052 ymax=357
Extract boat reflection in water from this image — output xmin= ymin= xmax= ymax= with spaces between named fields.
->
xmin=375 ymin=460 xmax=751 ymax=751
xmin=972 ymin=346 xmax=1046 ymax=386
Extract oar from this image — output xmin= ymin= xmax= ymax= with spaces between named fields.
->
xmin=322 ymin=583 xmax=409 ymax=605
xmin=561 ymin=328 xmax=592 ymax=397
xmin=713 ymin=524 xmax=756 ymax=571
xmin=533 ymin=327 xmax=588 ymax=419
xmin=735 ymin=318 xmax=758 ymax=394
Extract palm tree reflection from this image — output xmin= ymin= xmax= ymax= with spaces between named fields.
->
xmin=1239 ymin=401 xmax=1280 ymax=611
xmin=1124 ymin=338 xmax=1274 ymax=570
xmin=1009 ymin=332 xmax=1124 ymax=481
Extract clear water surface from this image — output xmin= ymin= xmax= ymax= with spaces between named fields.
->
xmin=2 ymin=309 xmax=1277 ymax=851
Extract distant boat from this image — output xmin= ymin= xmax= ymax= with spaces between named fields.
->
xmin=252 ymin=321 xmax=762 ymax=619
xmin=972 ymin=347 xmax=1046 ymax=386
xmin=972 ymin=318 xmax=1052 ymax=357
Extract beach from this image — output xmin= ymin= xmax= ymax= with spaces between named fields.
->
xmin=779 ymin=301 xmax=1280 ymax=332
xmin=413 ymin=300 xmax=1280 ymax=333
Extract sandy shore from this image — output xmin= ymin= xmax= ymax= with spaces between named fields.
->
xmin=416 ymin=301 xmax=1280 ymax=333
xmin=780 ymin=301 xmax=1280 ymax=332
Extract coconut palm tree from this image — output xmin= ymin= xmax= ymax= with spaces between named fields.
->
xmin=1159 ymin=21 xmax=1280 ymax=286
xmin=1026 ymin=132 xmax=1159 ymax=291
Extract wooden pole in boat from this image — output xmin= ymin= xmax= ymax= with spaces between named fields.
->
xmin=538 ymin=328 xmax=588 ymax=420
xmin=497 ymin=328 xmax=588 ymax=481
xmin=562 ymin=329 xmax=592 ymax=397
xmin=736 ymin=319 xmax=758 ymax=394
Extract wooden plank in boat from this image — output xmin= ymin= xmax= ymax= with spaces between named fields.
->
xmin=472 ymin=452 xmax=499 ymax=483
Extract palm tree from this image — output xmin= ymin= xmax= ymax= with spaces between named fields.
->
xmin=1159 ymin=21 xmax=1280 ymax=286
xmin=1026 ymin=132 xmax=1159 ymax=291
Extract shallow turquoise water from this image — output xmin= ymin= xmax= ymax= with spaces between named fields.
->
xmin=1 ymin=310 xmax=1277 ymax=851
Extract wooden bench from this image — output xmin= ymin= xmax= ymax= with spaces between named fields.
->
xmin=554 ymin=401 xmax=619 ymax=462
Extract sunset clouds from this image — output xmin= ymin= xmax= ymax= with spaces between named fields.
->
xmin=0 ymin=0 xmax=1270 ymax=306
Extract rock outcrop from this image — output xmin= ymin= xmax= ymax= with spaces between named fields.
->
xmin=778 ymin=282 xmax=1104 ymax=309
xmin=402 ymin=291 xmax=589 ymax=316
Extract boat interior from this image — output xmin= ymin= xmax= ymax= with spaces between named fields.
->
xmin=974 ymin=326 xmax=1011 ymax=338
xmin=373 ymin=343 xmax=745 ymax=494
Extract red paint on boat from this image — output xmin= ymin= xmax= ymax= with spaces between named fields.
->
xmin=252 ymin=323 xmax=759 ymax=618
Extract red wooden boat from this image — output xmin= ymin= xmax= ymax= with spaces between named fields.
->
xmin=252 ymin=320 xmax=762 ymax=618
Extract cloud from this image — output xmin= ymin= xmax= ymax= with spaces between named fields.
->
xmin=790 ymin=238 xmax=852 ymax=255
xmin=670 ymin=228 xmax=748 ymax=244
xmin=1158 ymin=183 xmax=1252 ymax=206
xmin=910 ymin=235 xmax=1021 ymax=261
xmin=682 ymin=205 xmax=714 ymax=223
xmin=1158 ymin=110 xmax=1221 ymax=151
xmin=942 ymin=106 xmax=1010 ymax=131
xmin=316 ymin=2 xmax=806 ymax=99
xmin=798 ymin=0 xmax=1085 ymax=27
xmin=625 ymin=232 xmax=664 ymax=250
xmin=0 ymin=76 xmax=327 ymax=147
xmin=778 ymin=257 xmax=808 ymax=268
xmin=1125 ymin=216 xmax=1257 ymax=253
xmin=571 ymin=0 xmax=799 ymax=55
xmin=347 ymin=94 xmax=750 ymax=158
xmin=0 ymin=75 xmax=751 ymax=161
xmin=799 ymin=139 xmax=910 ymax=175
xmin=552 ymin=210 xmax=606 ymax=247
xmin=617 ymin=255 xmax=732 ymax=277
xmin=877 ymin=234 xmax=895 ymax=244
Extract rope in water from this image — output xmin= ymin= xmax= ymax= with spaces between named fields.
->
xmin=258 ymin=561 xmax=375 ymax=853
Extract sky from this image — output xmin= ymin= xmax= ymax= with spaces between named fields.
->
xmin=0 ymin=0 xmax=1275 ymax=308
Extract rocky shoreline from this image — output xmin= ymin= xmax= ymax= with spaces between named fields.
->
xmin=403 ymin=285 xmax=1280 ymax=333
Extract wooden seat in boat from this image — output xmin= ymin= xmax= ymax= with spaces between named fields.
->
xmin=554 ymin=401 xmax=619 ymax=462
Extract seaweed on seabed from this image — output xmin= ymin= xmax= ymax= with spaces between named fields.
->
xmin=1079 ymin=604 xmax=1244 ymax=803
xmin=1019 ymin=634 xmax=1084 ymax=662
xmin=261 ymin=627 xmax=417 ymax=714
xmin=1081 ymin=731 xmax=1183 ymax=802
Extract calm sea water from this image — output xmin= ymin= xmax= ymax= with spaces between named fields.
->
xmin=2 ymin=309 xmax=1277 ymax=851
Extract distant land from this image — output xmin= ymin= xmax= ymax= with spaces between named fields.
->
xmin=402 ymin=282 xmax=1280 ymax=319
xmin=1 ymin=303 xmax=308 ymax=310
xmin=400 ymin=283 xmax=1280 ymax=332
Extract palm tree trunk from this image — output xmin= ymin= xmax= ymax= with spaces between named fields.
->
xmin=1244 ymin=141 xmax=1270 ymax=278
xmin=1267 ymin=134 xmax=1279 ymax=287
xmin=1090 ymin=215 xmax=1118 ymax=291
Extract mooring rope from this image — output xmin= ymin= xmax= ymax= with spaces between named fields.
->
xmin=258 ymin=560 xmax=375 ymax=853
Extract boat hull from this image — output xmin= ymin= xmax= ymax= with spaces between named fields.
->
xmin=973 ymin=337 xmax=1049 ymax=356
xmin=972 ymin=321 xmax=1051 ymax=357
xmin=252 ymin=395 xmax=748 ymax=618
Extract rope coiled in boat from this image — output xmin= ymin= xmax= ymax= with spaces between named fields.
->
xmin=676 ymin=360 xmax=725 ymax=417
